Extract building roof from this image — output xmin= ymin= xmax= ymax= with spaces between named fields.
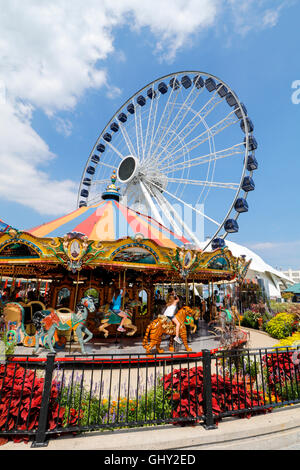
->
xmin=199 ymin=239 xmax=294 ymax=285
xmin=284 ymin=282 xmax=300 ymax=294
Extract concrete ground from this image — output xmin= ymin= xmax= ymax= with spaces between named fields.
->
xmin=13 ymin=321 xmax=279 ymax=357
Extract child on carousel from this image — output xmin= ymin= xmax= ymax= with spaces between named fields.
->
xmin=163 ymin=293 xmax=182 ymax=344
xmin=110 ymin=286 xmax=128 ymax=332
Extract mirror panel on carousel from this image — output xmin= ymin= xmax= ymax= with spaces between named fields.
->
xmin=83 ymin=287 xmax=101 ymax=336
xmin=135 ymin=288 xmax=150 ymax=337
xmin=56 ymin=287 xmax=71 ymax=308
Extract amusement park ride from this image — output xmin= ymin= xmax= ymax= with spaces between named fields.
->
xmin=0 ymin=71 xmax=257 ymax=355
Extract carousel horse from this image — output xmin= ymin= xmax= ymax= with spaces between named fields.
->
xmin=142 ymin=306 xmax=197 ymax=355
xmin=208 ymin=306 xmax=246 ymax=348
xmin=32 ymin=295 xmax=95 ymax=355
xmin=186 ymin=306 xmax=200 ymax=333
xmin=98 ymin=301 xmax=138 ymax=338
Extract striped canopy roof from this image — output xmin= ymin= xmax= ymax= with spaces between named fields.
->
xmin=27 ymin=200 xmax=190 ymax=249
xmin=0 ymin=218 xmax=12 ymax=233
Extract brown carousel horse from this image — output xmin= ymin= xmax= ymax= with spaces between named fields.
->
xmin=98 ymin=302 xmax=138 ymax=338
xmin=142 ymin=306 xmax=197 ymax=355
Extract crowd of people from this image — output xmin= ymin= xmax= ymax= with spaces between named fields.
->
xmin=0 ymin=283 xmax=48 ymax=305
xmin=154 ymin=287 xmax=234 ymax=321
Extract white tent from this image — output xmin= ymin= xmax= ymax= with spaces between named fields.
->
xmin=197 ymin=239 xmax=294 ymax=300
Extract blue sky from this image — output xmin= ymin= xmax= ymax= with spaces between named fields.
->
xmin=0 ymin=0 xmax=299 ymax=270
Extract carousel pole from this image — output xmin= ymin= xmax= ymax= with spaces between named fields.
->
xmin=209 ymin=281 xmax=212 ymax=322
xmin=69 ymin=270 xmax=80 ymax=353
xmin=185 ymin=278 xmax=188 ymax=305
xmin=73 ymin=270 xmax=80 ymax=310
xmin=122 ymin=269 xmax=126 ymax=310
xmin=193 ymin=278 xmax=195 ymax=307
xmin=11 ymin=265 xmax=16 ymax=299
xmin=118 ymin=269 xmax=126 ymax=349
xmin=141 ymin=272 xmax=145 ymax=339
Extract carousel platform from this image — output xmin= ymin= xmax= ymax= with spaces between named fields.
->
xmin=13 ymin=320 xmax=221 ymax=358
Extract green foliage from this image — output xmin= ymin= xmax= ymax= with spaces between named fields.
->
xmin=270 ymin=301 xmax=300 ymax=315
xmin=274 ymin=380 xmax=300 ymax=402
xmin=241 ymin=310 xmax=260 ymax=329
xmin=0 ymin=330 xmax=16 ymax=356
xmin=265 ymin=313 xmax=296 ymax=339
xmin=58 ymin=380 xmax=172 ymax=429
xmin=218 ymin=354 xmax=261 ymax=379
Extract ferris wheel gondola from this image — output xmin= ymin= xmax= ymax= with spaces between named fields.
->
xmin=77 ymin=71 xmax=257 ymax=251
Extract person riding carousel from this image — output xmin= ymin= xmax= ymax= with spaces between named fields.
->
xmin=110 ymin=286 xmax=128 ymax=333
xmin=163 ymin=292 xmax=182 ymax=344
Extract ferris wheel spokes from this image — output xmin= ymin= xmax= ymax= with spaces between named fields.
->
xmin=119 ymin=120 xmax=138 ymax=158
xmin=161 ymin=143 xmax=245 ymax=173
xmin=144 ymin=77 xmax=181 ymax=162
xmin=151 ymin=185 xmax=204 ymax=247
xmin=143 ymin=176 xmax=221 ymax=227
xmin=166 ymin=177 xmax=240 ymax=190
xmin=148 ymin=77 xmax=207 ymax=164
xmin=152 ymin=88 xmax=224 ymax=166
xmin=104 ymin=139 xmax=125 ymax=160
xmin=159 ymin=108 xmax=239 ymax=169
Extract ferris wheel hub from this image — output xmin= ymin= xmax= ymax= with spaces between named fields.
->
xmin=117 ymin=155 xmax=139 ymax=184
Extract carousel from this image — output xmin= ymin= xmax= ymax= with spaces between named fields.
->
xmin=0 ymin=70 xmax=257 ymax=355
xmin=0 ymin=174 xmax=250 ymax=355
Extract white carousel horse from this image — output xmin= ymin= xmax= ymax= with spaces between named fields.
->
xmin=32 ymin=296 xmax=95 ymax=354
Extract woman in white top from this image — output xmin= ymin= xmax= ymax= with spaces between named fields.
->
xmin=164 ymin=294 xmax=182 ymax=344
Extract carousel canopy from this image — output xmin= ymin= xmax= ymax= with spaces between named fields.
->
xmin=0 ymin=218 xmax=13 ymax=233
xmin=27 ymin=200 xmax=190 ymax=249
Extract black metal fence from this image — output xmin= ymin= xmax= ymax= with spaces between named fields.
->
xmin=0 ymin=346 xmax=300 ymax=447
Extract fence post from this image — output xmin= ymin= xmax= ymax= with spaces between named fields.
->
xmin=202 ymin=349 xmax=217 ymax=430
xmin=31 ymin=352 xmax=56 ymax=448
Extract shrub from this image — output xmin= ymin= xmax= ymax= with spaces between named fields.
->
xmin=265 ymin=313 xmax=296 ymax=339
xmin=274 ymin=331 xmax=300 ymax=348
xmin=0 ymin=364 xmax=64 ymax=444
xmin=162 ymin=365 xmax=267 ymax=424
xmin=241 ymin=310 xmax=261 ymax=329
xmin=263 ymin=351 xmax=300 ymax=397
xmin=58 ymin=381 xmax=172 ymax=428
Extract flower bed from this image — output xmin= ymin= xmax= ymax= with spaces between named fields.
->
xmin=0 ymin=364 xmax=64 ymax=445
xmin=264 ymin=313 xmax=297 ymax=339
xmin=162 ymin=365 xmax=267 ymax=425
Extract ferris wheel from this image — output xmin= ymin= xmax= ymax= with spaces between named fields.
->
xmin=77 ymin=71 xmax=258 ymax=251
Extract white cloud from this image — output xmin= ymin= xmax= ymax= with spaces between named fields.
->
xmin=246 ymin=240 xmax=300 ymax=270
xmin=0 ymin=101 xmax=77 ymax=215
xmin=226 ymin=0 xmax=289 ymax=35
xmin=54 ymin=117 xmax=73 ymax=137
xmin=249 ymin=240 xmax=300 ymax=251
xmin=0 ymin=0 xmax=289 ymax=216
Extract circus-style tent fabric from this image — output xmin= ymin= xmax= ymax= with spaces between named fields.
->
xmin=27 ymin=200 xmax=190 ymax=249
xmin=0 ymin=218 xmax=12 ymax=233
